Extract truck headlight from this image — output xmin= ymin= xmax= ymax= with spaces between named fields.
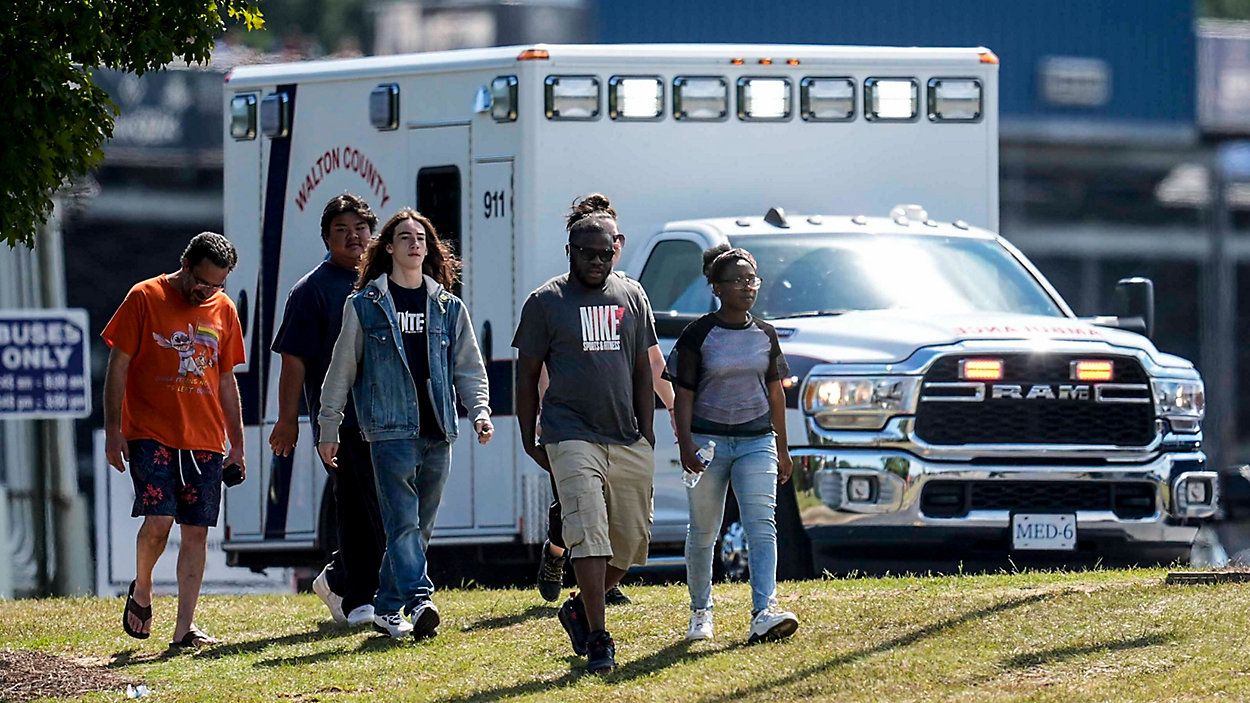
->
xmin=802 ymin=376 xmax=920 ymax=430
xmin=1152 ymin=379 xmax=1205 ymax=433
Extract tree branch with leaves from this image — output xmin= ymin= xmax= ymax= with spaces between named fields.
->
xmin=0 ymin=1 xmax=264 ymax=248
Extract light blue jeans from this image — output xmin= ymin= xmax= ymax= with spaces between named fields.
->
xmin=685 ymin=432 xmax=779 ymax=614
xmin=370 ymin=437 xmax=451 ymax=615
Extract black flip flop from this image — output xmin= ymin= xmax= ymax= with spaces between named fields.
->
xmin=122 ymin=580 xmax=152 ymax=640
xmin=169 ymin=626 xmax=220 ymax=649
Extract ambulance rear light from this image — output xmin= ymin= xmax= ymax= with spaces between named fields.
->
xmin=737 ymin=77 xmax=791 ymax=121
xmin=544 ymin=75 xmax=599 ymax=120
xmin=864 ymin=78 xmax=918 ymax=121
xmin=369 ymin=83 xmax=399 ymax=131
xmin=928 ymin=78 xmax=982 ymax=122
xmin=490 ymin=75 xmax=518 ymax=122
xmin=229 ymin=94 xmax=257 ymax=140
xmin=674 ymin=76 xmax=728 ymax=121
xmin=609 ymin=76 xmax=663 ymax=120
xmin=800 ymin=77 xmax=854 ymax=122
xmin=260 ymin=91 xmax=290 ymax=138
xmin=979 ymin=50 xmax=1000 ymax=64
xmin=517 ymin=48 xmax=549 ymax=61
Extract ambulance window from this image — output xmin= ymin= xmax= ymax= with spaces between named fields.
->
xmin=417 ymin=166 xmax=462 ymax=296
xmin=639 ymin=240 xmax=712 ymax=316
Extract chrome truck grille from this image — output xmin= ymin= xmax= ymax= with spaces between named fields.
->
xmin=913 ymin=354 xmax=1156 ymax=446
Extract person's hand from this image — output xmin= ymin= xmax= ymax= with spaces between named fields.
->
xmin=679 ymin=439 xmax=704 ymax=474
xmin=268 ymin=418 xmax=298 ymax=457
xmin=224 ymin=443 xmax=246 ymax=481
xmin=318 ymin=441 xmax=339 ymax=469
xmin=778 ymin=447 xmax=793 ymax=484
xmin=525 ymin=442 xmax=552 ymax=473
xmin=474 ymin=418 xmax=495 ymax=445
xmin=105 ymin=428 xmax=129 ymax=473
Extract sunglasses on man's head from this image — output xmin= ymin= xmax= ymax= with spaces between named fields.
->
xmin=568 ymin=243 xmax=615 ymax=263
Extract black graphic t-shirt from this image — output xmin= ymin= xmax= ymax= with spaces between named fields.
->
xmin=389 ymin=280 xmax=441 ymax=438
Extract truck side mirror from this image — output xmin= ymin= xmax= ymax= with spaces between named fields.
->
xmin=1114 ymin=277 xmax=1154 ymax=339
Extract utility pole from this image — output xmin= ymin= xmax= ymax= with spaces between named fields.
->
xmin=1202 ymin=143 xmax=1249 ymax=476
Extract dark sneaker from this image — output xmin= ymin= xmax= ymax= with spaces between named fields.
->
xmin=586 ymin=630 xmax=616 ymax=674
xmin=557 ymin=592 xmax=589 ymax=656
xmin=604 ymin=586 xmax=631 ymax=606
xmin=536 ymin=541 xmax=566 ymax=602
xmin=409 ymin=600 xmax=441 ymax=641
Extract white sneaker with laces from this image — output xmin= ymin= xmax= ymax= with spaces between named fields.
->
xmin=312 ymin=567 xmax=346 ymax=624
xmin=686 ymin=608 xmax=714 ymax=641
xmin=748 ymin=605 xmax=799 ymax=644
xmin=373 ymin=612 xmax=413 ymax=639
xmin=346 ymin=604 xmax=375 ymax=627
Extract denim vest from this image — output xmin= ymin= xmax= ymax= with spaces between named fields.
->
xmin=350 ymin=275 xmax=462 ymax=442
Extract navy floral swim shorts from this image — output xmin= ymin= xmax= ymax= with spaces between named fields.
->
xmin=127 ymin=439 xmax=223 ymax=527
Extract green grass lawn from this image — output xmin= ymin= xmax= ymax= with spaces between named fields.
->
xmin=3 ymin=569 xmax=1250 ymax=702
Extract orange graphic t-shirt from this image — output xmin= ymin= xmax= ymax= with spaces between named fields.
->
xmin=101 ymin=275 xmax=246 ymax=452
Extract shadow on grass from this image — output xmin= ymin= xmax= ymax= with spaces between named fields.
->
xmin=1002 ymin=632 xmax=1177 ymax=670
xmin=696 ymin=592 xmax=1058 ymax=703
xmin=254 ymin=633 xmax=409 ymax=668
xmin=436 ymin=639 xmax=745 ymax=703
xmin=459 ymin=604 xmax=557 ymax=633
xmin=108 ymin=621 xmax=360 ymax=665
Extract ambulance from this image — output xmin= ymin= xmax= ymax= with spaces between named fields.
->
xmin=221 ymin=44 xmax=1213 ymax=576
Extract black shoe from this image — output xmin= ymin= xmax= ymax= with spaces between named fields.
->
xmin=536 ymin=541 xmax=566 ymax=603
xmin=604 ymin=586 xmax=631 ymax=606
xmin=586 ymin=630 xmax=616 ymax=674
xmin=408 ymin=600 xmax=440 ymax=641
xmin=557 ymin=592 xmax=589 ymax=656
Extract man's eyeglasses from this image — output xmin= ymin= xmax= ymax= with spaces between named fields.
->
xmin=569 ymin=243 xmax=615 ymax=263
xmin=192 ymin=274 xmax=227 ymax=291
xmin=717 ymin=275 xmax=763 ymax=291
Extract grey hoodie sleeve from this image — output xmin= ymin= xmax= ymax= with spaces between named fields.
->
xmin=451 ymin=302 xmax=492 ymax=424
xmin=317 ymin=297 xmax=364 ymax=443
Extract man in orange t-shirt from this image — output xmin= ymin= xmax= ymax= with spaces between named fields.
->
xmin=102 ymin=232 xmax=246 ymax=648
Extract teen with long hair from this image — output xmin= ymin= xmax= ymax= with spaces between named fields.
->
xmin=318 ymin=208 xmax=493 ymax=640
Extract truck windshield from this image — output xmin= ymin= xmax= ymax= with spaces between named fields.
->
xmin=717 ymin=233 xmax=1065 ymax=319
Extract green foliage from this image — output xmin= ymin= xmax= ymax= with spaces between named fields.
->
xmin=0 ymin=1 xmax=264 ymax=249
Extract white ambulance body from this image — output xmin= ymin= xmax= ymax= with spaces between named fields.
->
xmin=221 ymin=43 xmax=1004 ymax=570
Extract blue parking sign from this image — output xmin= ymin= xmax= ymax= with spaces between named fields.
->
xmin=0 ymin=309 xmax=91 ymax=419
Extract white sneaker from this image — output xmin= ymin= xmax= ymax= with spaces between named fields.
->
xmin=748 ymin=605 xmax=799 ymax=644
xmin=372 ymin=612 xmax=413 ymax=639
xmin=312 ymin=567 xmax=346 ymax=624
xmin=346 ymin=604 xmax=375 ymax=627
xmin=410 ymin=600 xmax=441 ymax=640
xmin=686 ymin=608 xmax=714 ymax=641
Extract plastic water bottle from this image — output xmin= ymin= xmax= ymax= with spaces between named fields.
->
xmin=683 ymin=440 xmax=716 ymax=489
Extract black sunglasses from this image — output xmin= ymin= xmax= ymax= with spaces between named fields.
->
xmin=568 ymin=243 xmax=615 ymax=263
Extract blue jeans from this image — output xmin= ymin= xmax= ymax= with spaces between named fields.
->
xmin=685 ymin=432 xmax=779 ymax=613
xmin=370 ymin=437 xmax=451 ymax=615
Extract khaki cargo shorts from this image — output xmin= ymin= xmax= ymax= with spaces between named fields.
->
xmin=546 ymin=438 xmax=655 ymax=571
